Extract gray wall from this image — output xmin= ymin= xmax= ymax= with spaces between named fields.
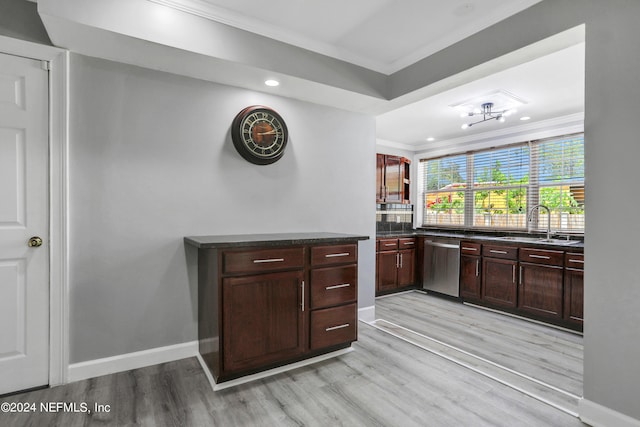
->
xmin=395 ymin=0 xmax=640 ymax=420
xmin=68 ymin=54 xmax=376 ymax=363
xmin=0 ymin=0 xmax=51 ymax=45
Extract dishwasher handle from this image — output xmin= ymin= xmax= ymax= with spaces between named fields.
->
xmin=425 ymin=241 xmax=459 ymax=250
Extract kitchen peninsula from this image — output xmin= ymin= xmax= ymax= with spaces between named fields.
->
xmin=185 ymin=232 xmax=368 ymax=388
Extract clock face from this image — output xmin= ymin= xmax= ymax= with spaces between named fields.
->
xmin=231 ymin=106 xmax=288 ymax=165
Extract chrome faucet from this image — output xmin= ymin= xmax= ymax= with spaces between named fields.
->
xmin=528 ymin=204 xmax=551 ymax=240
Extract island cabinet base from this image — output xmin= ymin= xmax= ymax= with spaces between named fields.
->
xmin=185 ymin=233 xmax=367 ymax=386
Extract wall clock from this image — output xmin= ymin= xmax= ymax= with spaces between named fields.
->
xmin=231 ymin=105 xmax=289 ymax=165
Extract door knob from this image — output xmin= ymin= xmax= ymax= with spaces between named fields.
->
xmin=28 ymin=236 xmax=43 ymax=247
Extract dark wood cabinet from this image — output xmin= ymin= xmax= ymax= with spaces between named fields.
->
xmin=376 ymin=154 xmax=410 ymax=203
xmin=222 ymin=270 xmax=305 ymax=373
xmin=397 ymin=248 xmax=416 ymax=286
xmin=481 ymin=245 xmax=518 ymax=308
xmin=564 ymin=252 xmax=584 ymax=327
xmin=376 ymin=153 xmax=385 ymax=202
xmin=518 ymin=263 xmax=564 ymax=318
xmin=460 ymin=242 xmax=482 ymax=300
xmin=482 ymin=257 xmax=518 ymax=308
xmin=186 ymin=233 xmax=365 ymax=385
xmin=518 ymin=248 xmax=564 ymax=319
xmin=376 ymin=237 xmax=417 ymax=294
xmin=459 ymin=238 xmax=583 ymax=331
xmin=377 ymin=250 xmax=400 ymax=292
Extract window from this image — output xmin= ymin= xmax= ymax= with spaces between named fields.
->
xmin=473 ymin=145 xmax=529 ymax=229
xmin=420 ymin=133 xmax=585 ymax=233
xmin=422 ymin=154 xmax=467 ymax=227
xmin=532 ymin=134 xmax=585 ymax=232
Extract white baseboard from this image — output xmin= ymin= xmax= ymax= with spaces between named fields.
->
xmin=358 ymin=305 xmax=375 ymax=323
xmin=579 ymin=398 xmax=640 ymax=427
xmin=67 ymin=341 xmax=199 ymax=383
xmin=199 ymin=347 xmax=354 ymax=391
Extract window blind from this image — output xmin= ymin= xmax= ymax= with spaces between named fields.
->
xmin=420 ymin=154 xmax=467 ymax=227
xmin=419 ymin=133 xmax=584 ymax=233
xmin=530 ymin=134 xmax=585 ymax=232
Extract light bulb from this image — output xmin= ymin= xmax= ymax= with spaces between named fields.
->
xmin=461 ymin=123 xmax=470 ymax=129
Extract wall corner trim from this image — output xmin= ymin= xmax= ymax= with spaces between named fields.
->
xmin=67 ymin=341 xmax=199 ymax=383
xmin=358 ymin=305 xmax=376 ymax=323
xmin=579 ymin=398 xmax=640 ymax=427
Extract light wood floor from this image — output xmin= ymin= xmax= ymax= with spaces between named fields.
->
xmin=374 ymin=291 xmax=584 ymax=416
xmin=1 ymin=294 xmax=586 ymax=426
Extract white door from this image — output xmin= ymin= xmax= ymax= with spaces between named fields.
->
xmin=0 ymin=52 xmax=49 ymax=395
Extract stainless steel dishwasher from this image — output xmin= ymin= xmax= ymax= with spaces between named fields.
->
xmin=422 ymin=238 xmax=460 ymax=297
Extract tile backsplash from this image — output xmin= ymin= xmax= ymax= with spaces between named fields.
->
xmin=376 ymin=204 xmax=414 ymax=233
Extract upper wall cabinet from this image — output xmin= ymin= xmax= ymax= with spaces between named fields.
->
xmin=376 ymin=154 xmax=410 ymax=204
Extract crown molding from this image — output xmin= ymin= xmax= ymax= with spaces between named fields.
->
xmin=147 ymin=0 xmax=542 ymax=75
xmin=376 ymin=138 xmax=417 ymax=152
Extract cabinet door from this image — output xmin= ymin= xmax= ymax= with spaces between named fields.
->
xmin=376 ymin=154 xmax=385 ymax=202
xmin=518 ymin=263 xmax=563 ymax=319
xmin=397 ymin=249 xmax=416 ymax=287
xmin=460 ymin=255 xmax=481 ymax=300
xmin=564 ymin=268 xmax=584 ymax=326
xmin=384 ymin=155 xmax=402 ymax=202
xmin=222 ymin=270 xmax=305 ymax=373
xmin=377 ymin=251 xmax=398 ymax=292
xmin=482 ymin=258 xmax=517 ymax=308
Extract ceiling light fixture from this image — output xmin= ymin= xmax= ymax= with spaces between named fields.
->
xmin=520 ymin=116 xmax=531 ymax=121
xmin=264 ymin=79 xmax=280 ymax=87
xmin=426 ymin=137 xmax=435 ymax=142
xmin=461 ymin=102 xmax=516 ymax=129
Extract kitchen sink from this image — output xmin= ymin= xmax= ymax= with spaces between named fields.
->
xmin=495 ymin=236 xmax=581 ymax=245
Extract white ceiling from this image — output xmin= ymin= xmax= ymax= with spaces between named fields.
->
xmin=376 ymin=42 xmax=585 ymax=149
xmin=149 ymin=0 xmax=543 ymax=74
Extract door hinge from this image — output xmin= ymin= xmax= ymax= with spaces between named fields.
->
xmin=41 ymin=60 xmax=51 ymax=71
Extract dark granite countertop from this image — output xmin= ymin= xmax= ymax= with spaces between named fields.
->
xmin=376 ymin=229 xmax=584 ymax=250
xmin=184 ymin=232 xmax=369 ymax=249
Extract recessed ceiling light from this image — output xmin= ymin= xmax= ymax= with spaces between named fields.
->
xmin=264 ymin=79 xmax=280 ymax=87
xmin=426 ymin=137 xmax=435 ymax=142
xmin=520 ymin=116 xmax=531 ymax=121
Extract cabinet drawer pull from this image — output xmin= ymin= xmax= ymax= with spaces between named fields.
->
xmin=301 ymin=281 xmax=305 ymax=312
xmin=569 ymin=259 xmax=584 ymax=263
xmin=402 ymin=242 xmax=415 ymax=245
xmin=528 ymin=254 xmax=551 ymax=260
xmin=253 ymin=258 xmax=285 ymax=264
xmin=384 ymin=243 xmax=396 ymax=247
xmin=326 ymin=283 xmax=350 ymax=290
xmin=476 ymin=259 xmax=479 ymax=277
xmin=519 ymin=266 xmax=523 ymax=285
xmin=325 ymin=323 xmax=350 ymax=332
xmin=462 ymin=247 xmax=477 ymax=251
xmin=490 ymin=250 xmax=508 ymax=254
xmin=325 ymin=252 xmax=350 ymax=258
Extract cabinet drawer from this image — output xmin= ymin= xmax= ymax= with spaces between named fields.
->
xmin=310 ymin=303 xmax=357 ymax=350
xmin=222 ymin=247 xmax=305 ymax=274
xmin=519 ymin=248 xmax=564 ymax=266
xmin=377 ymin=238 xmax=398 ymax=251
xmin=311 ymin=244 xmax=357 ymax=266
xmin=482 ymin=245 xmax=518 ymax=260
xmin=398 ymin=238 xmax=417 ymax=249
xmin=565 ymin=252 xmax=584 ymax=270
xmin=461 ymin=241 xmax=481 ymax=255
xmin=310 ymin=265 xmax=357 ymax=309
